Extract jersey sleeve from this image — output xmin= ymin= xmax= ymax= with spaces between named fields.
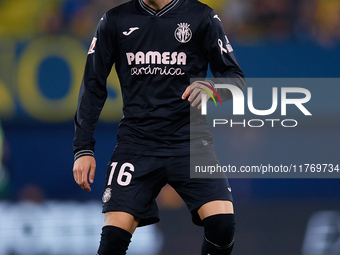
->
xmin=202 ymin=9 xmax=245 ymax=101
xmin=73 ymin=12 xmax=117 ymax=160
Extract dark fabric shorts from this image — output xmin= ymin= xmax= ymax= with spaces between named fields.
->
xmin=101 ymin=151 xmax=233 ymax=227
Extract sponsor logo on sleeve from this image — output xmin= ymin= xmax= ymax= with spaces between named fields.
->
xmin=88 ymin=37 xmax=97 ymax=55
xmin=218 ymin=36 xmax=233 ymax=55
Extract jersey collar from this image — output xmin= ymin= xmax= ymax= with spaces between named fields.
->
xmin=138 ymin=0 xmax=181 ymax=17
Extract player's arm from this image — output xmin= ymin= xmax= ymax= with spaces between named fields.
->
xmin=73 ymin=12 xmax=117 ymax=191
xmin=182 ymin=10 xmax=245 ymax=108
xmin=203 ymin=10 xmax=245 ymax=101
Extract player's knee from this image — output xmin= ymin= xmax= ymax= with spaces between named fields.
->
xmin=97 ymin=226 xmax=132 ymax=255
xmin=203 ymin=214 xmax=235 ymax=249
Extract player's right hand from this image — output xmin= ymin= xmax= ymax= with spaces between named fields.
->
xmin=73 ymin=156 xmax=96 ymax=192
xmin=182 ymin=81 xmax=212 ymax=109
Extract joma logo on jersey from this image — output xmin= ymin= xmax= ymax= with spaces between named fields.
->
xmin=126 ymin=51 xmax=187 ymax=66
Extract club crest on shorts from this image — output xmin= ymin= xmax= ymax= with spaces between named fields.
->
xmin=175 ymin=23 xmax=192 ymax=43
xmin=102 ymin=188 xmax=112 ymax=203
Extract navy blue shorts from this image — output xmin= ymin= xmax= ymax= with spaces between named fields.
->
xmin=101 ymin=151 xmax=233 ymax=227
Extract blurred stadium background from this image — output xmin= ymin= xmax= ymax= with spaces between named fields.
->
xmin=0 ymin=0 xmax=340 ymax=254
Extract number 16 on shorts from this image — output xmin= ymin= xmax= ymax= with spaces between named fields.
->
xmin=107 ymin=162 xmax=135 ymax=187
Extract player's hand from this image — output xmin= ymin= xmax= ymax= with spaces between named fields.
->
xmin=73 ymin=156 xmax=96 ymax=192
xmin=182 ymin=81 xmax=212 ymax=109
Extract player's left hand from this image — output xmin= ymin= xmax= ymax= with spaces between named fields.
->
xmin=182 ymin=81 xmax=212 ymax=109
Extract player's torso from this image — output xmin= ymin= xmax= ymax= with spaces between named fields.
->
xmin=107 ymin=0 xmax=212 ymax=154
xmin=109 ymin=0 xmax=210 ymax=103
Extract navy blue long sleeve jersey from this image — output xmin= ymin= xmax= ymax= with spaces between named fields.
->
xmin=73 ymin=0 xmax=245 ymax=160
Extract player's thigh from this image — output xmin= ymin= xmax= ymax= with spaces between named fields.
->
xmin=197 ymin=200 xmax=234 ymax=220
xmin=104 ymin=211 xmax=140 ymax=234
